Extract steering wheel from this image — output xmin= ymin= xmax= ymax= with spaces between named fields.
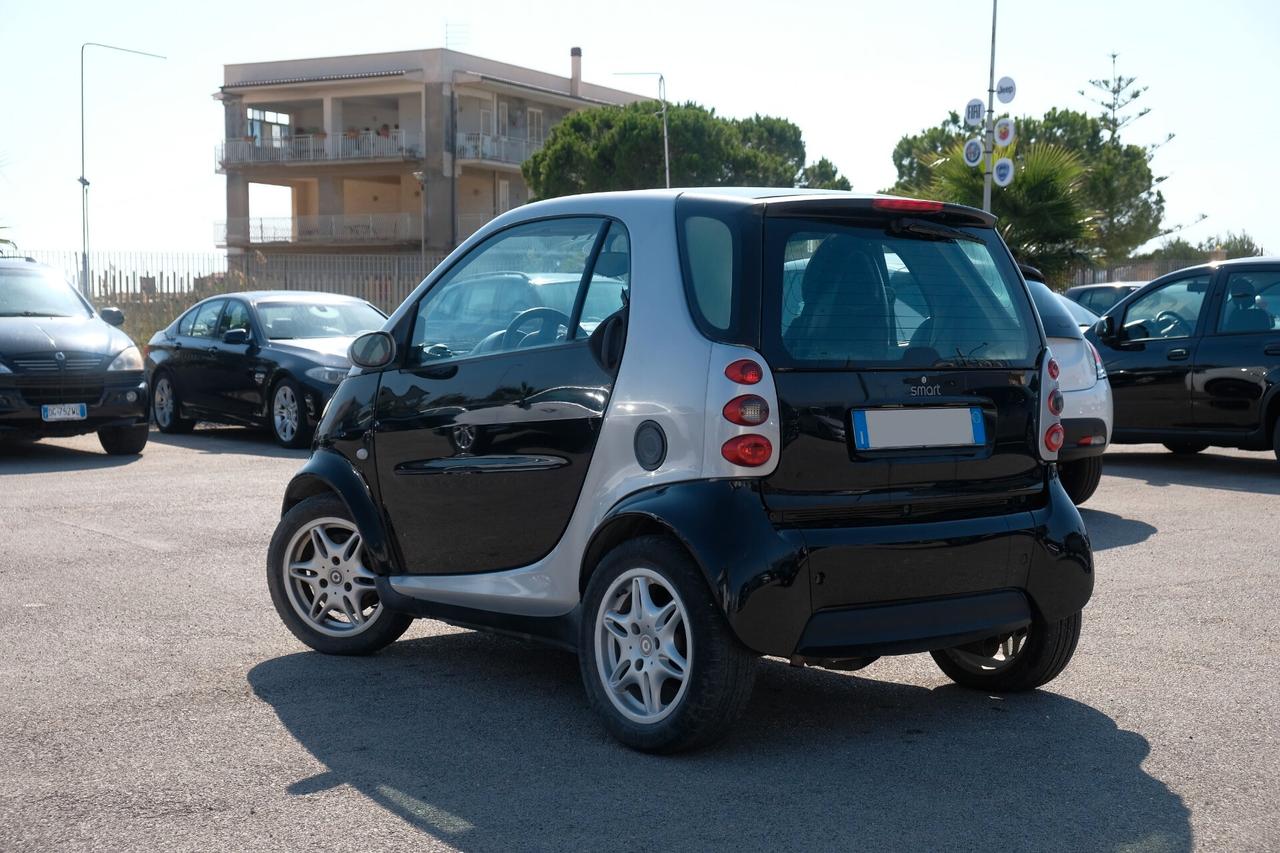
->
xmin=1154 ymin=310 xmax=1191 ymax=338
xmin=503 ymin=307 xmax=571 ymax=349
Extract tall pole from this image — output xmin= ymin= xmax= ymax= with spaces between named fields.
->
xmin=79 ymin=43 xmax=165 ymax=295
xmin=981 ymin=0 xmax=998 ymax=213
xmin=616 ymin=72 xmax=670 ymax=188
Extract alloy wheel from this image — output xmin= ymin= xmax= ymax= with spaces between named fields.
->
xmin=282 ymin=517 xmax=382 ymax=637
xmin=594 ymin=568 xmax=691 ymax=724
xmin=273 ymin=384 xmax=299 ymax=443
xmin=153 ymin=377 xmax=174 ymax=428
xmin=945 ymin=627 xmax=1029 ymax=674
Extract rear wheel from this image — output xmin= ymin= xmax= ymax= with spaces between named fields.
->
xmin=270 ymin=378 xmax=312 ymax=448
xmin=580 ymin=535 xmax=756 ymax=753
xmin=1272 ymin=417 xmax=1280 ymax=463
xmin=931 ymin=611 xmax=1082 ymax=692
xmin=152 ymin=373 xmax=195 ymax=433
xmin=266 ymin=494 xmax=412 ymax=655
xmin=1163 ymin=442 xmax=1208 ymax=455
xmin=98 ymin=424 xmax=149 ymax=456
xmin=1058 ymin=456 xmax=1103 ymax=504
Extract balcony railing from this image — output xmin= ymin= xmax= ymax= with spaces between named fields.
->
xmin=455 ymin=132 xmax=542 ymax=165
xmin=216 ymin=130 xmax=423 ymax=169
xmin=217 ymin=214 xmax=423 ymax=246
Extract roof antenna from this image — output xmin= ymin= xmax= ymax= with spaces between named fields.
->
xmin=444 ymin=21 xmax=469 ymax=51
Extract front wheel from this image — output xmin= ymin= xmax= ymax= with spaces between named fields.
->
xmin=1058 ymin=456 xmax=1103 ymax=505
xmin=98 ymin=424 xmax=149 ymax=456
xmin=266 ymin=494 xmax=412 ymax=655
xmin=579 ymin=535 xmax=757 ymax=753
xmin=270 ymin=378 xmax=312 ymax=448
xmin=1164 ymin=442 xmax=1208 ymax=455
xmin=152 ymin=373 xmax=195 ymax=433
xmin=931 ymin=611 xmax=1082 ymax=692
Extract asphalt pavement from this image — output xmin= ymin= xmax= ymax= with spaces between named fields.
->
xmin=1 ymin=428 xmax=1277 ymax=852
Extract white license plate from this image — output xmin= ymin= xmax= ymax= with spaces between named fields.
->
xmin=852 ymin=406 xmax=985 ymax=450
xmin=41 ymin=403 xmax=88 ymax=422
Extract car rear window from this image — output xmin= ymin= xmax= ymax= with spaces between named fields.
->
xmin=763 ymin=219 xmax=1040 ymax=369
xmin=1027 ymin=280 xmax=1084 ymax=339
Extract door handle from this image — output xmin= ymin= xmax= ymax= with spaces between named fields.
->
xmin=1264 ymin=343 xmax=1280 ymax=356
xmin=1166 ymin=348 xmax=1189 ymax=361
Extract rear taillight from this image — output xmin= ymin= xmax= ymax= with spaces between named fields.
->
xmin=1047 ymin=388 xmax=1064 ymax=416
xmin=723 ymin=395 xmax=769 ymax=426
xmin=721 ymin=434 xmax=773 ymax=467
xmin=1047 ymin=357 xmax=1060 ymax=380
xmin=1044 ymin=423 xmax=1065 ymax=453
xmin=1086 ymin=340 xmax=1107 ymax=380
xmin=724 ymin=359 xmax=763 ymax=385
xmin=872 ymin=198 xmax=944 ymax=213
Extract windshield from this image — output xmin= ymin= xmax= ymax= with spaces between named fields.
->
xmin=762 ymin=219 xmax=1040 ymax=369
xmin=0 ymin=268 xmax=91 ymax=318
xmin=257 ymin=301 xmax=385 ymax=340
xmin=1059 ymin=294 xmax=1099 ymax=327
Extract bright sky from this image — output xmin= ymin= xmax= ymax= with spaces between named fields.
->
xmin=2 ymin=0 xmax=1277 ymax=255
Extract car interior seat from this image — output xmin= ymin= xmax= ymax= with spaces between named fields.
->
xmin=784 ymin=235 xmax=889 ymax=362
xmin=1222 ymin=280 xmax=1272 ymax=333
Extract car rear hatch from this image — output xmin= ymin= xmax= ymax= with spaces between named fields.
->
xmin=757 ymin=199 xmax=1048 ymax=525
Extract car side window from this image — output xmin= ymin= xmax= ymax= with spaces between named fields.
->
xmin=573 ymin=223 xmax=630 ymax=339
xmin=1122 ymin=277 xmax=1210 ymax=341
xmin=1216 ymin=271 xmax=1280 ymax=335
xmin=408 ymin=217 xmax=609 ymax=365
xmin=188 ymin=299 xmax=226 ymax=339
xmin=217 ymin=300 xmax=252 ymax=337
xmin=177 ymin=308 xmax=197 ymax=336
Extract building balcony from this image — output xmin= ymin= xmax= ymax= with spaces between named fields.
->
xmin=217 ymin=214 xmax=423 ymax=247
xmin=455 ymin=132 xmax=543 ymax=167
xmin=216 ymin=130 xmax=424 ymax=172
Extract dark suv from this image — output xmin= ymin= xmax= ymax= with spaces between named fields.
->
xmin=0 ymin=258 xmax=149 ymax=454
xmin=1088 ymin=257 xmax=1280 ymax=459
xmin=265 ymin=190 xmax=1093 ymax=752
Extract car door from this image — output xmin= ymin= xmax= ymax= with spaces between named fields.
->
xmin=1098 ymin=273 xmax=1213 ymax=434
xmin=1190 ymin=266 xmax=1280 ymax=432
xmin=173 ymin=298 xmax=226 ymax=412
xmin=208 ymin=297 xmax=265 ymax=420
xmin=373 ymin=216 xmax=629 ymax=574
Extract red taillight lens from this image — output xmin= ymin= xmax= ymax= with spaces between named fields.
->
xmin=1047 ymin=358 xmax=1060 ymax=380
xmin=872 ymin=197 xmax=944 ymax=213
xmin=725 ymin=359 xmax=763 ymax=385
xmin=1048 ymin=388 xmax=1064 ymax=416
xmin=1086 ymin=340 xmax=1107 ymax=380
xmin=721 ymin=434 xmax=773 ymax=467
xmin=1044 ymin=423 xmax=1065 ymax=453
xmin=723 ymin=395 xmax=769 ymax=426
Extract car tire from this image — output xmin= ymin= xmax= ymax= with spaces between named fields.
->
xmin=1058 ymin=456 xmax=1103 ymax=505
xmin=98 ymin=424 xmax=149 ymax=456
xmin=931 ymin=611 xmax=1082 ymax=692
xmin=1272 ymin=417 xmax=1280 ymax=463
xmin=151 ymin=372 xmax=195 ymax=434
xmin=1163 ymin=442 xmax=1208 ymax=455
xmin=270 ymin=377 xmax=312 ymax=449
xmin=266 ymin=494 xmax=412 ymax=656
xmin=579 ymin=535 xmax=757 ymax=753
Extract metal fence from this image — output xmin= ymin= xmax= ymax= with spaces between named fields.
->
xmin=1064 ymin=259 xmax=1205 ymax=288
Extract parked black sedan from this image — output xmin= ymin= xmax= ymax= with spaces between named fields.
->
xmin=0 ymin=258 xmax=149 ymax=455
xmin=145 ymin=292 xmax=386 ymax=447
xmin=1087 ymin=257 xmax=1280 ymax=460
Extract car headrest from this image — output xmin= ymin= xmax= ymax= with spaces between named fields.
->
xmin=1229 ymin=279 xmax=1257 ymax=302
xmin=593 ymin=251 xmax=629 ymax=279
xmin=801 ymin=236 xmax=881 ymax=305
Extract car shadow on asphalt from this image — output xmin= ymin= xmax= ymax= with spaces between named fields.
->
xmin=0 ymin=439 xmax=140 ymax=472
xmin=147 ymin=426 xmax=310 ymax=459
xmin=249 ymin=632 xmax=1191 ymax=853
xmin=1102 ymin=450 xmax=1279 ymax=496
xmin=1078 ymin=508 xmax=1158 ymax=551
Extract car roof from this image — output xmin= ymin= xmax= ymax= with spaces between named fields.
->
xmin=0 ymin=258 xmax=57 ymax=271
xmin=201 ymin=290 xmax=372 ymax=305
xmin=1067 ymin=282 xmax=1144 ymax=291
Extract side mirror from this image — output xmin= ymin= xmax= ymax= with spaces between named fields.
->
xmin=100 ymin=307 xmax=125 ymax=327
xmin=349 ymin=330 xmax=396 ymax=369
xmin=1096 ymin=315 xmax=1117 ymax=341
xmin=222 ymin=328 xmax=251 ymax=346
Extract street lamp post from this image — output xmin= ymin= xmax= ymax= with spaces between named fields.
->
xmin=981 ymin=0 xmax=998 ymax=213
xmin=616 ymin=72 xmax=670 ymax=188
xmin=80 ymin=42 xmax=165 ymax=295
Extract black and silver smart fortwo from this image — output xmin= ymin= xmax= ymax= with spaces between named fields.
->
xmin=0 ymin=258 xmax=149 ymax=454
xmin=267 ymin=189 xmax=1093 ymax=752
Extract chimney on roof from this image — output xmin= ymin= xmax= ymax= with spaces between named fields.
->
xmin=570 ymin=47 xmax=582 ymax=98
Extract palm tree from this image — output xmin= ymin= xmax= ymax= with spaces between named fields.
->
xmin=909 ymin=142 xmax=1096 ymax=283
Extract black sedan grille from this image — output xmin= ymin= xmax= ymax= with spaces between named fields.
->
xmin=10 ymin=352 xmax=105 ymax=373
xmin=15 ymin=377 xmax=105 ymax=406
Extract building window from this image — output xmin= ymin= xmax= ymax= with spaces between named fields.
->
xmin=247 ymin=108 xmax=291 ymax=146
xmin=528 ymin=109 xmax=544 ymax=144
xmin=498 ymin=102 xmax=509 ymax=135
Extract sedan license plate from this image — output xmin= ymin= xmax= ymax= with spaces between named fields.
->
xmin=41 ymin=403 xmax=88 ymax=422
xmin=852 ymin=406 xmax=985 ymax=451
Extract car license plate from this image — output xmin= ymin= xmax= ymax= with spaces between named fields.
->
xmin=41 ymin=403 xmax=88 ymax=422
xmin=852 ymin=406 xmax=985 ymax=450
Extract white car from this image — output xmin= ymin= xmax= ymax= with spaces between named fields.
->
xmin=1026 ymin=279 xmax=1113 ymax=504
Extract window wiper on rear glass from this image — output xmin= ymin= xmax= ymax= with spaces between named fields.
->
xmin=887 ymin=217 xmax=984 ymax=244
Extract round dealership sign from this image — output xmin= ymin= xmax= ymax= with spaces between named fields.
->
xmin=962 ymin=138 xmax=984 ymax=167
xmin=994 ymin=117 xmax=1016 ymax=147
xmin=964 ymin=98 xmax=985 ymax=127
xmin=993 ymin=157 xmax=1015 ymax=187
xmin=996 ymin=76 xmax=1016 ymax=103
